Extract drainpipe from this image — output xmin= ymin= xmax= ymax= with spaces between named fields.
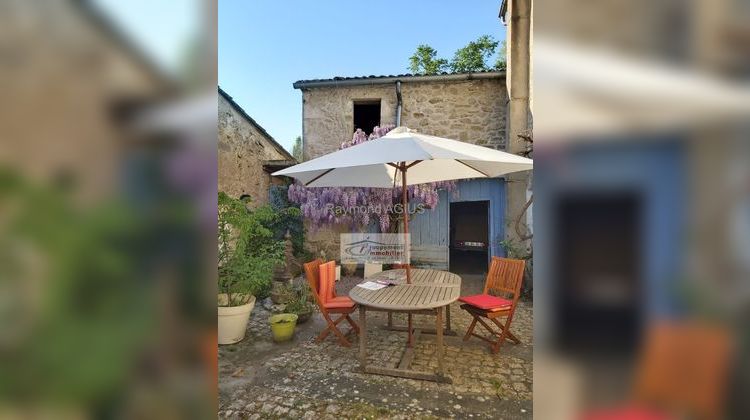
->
xmin=395 ymin=80 xmax=402 ymax=127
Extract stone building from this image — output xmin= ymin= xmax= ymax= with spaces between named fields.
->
xmin=297 ymin=73 xmax=507 ymax=160
xmin=294 ymin=72 xmax=525 ymax=271
xmin=218 ymin=88 xmax=296 ymax=206
xmin=0 ymin=0 xmax=174 ymax=198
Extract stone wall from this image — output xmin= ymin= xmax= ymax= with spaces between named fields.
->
xmin=302 ymin=77 xmax=507 ymax=160
xmin=218 ymin=94 xmax=292 ymax=207
xmin=0 ymin=1 xmax=170 ymax=199
xmin=299 ymin=76 xmax=508 ymax=260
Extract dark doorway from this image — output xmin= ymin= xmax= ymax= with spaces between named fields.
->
xmin=449 ymin=201 xmax=489 ymax=274
xmin=353 ymin=101 xmax=381 ymax=135
xmin=553 ymin=192 xmax=643 ymax=356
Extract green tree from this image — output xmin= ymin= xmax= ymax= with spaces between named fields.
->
xmin=408 ymin=44 xmax=449 ymax=75
xmin=495 ymin=40 xmax=507 ymax=70
xmin=449 ymin=35 xmax=499 ymax=73
xmin=291 ymin=136 xmax=303 ymax=162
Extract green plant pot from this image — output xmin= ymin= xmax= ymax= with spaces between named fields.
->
xmin=269 ymin=313 xmax=298 ymax=342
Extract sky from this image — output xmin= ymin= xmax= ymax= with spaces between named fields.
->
xmin=92 ymin=0 xmax=201 ymax=77
xmin=219 ymin=0 xmax=506 ymax=153
xmin=92 ymin=1 xmax=507 ymax=154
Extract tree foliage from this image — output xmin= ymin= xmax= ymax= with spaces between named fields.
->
xmin=408 ymin=36 xmax=506 ymax=74
xmin=291 ymin=136 xmax=303 ymax=162
xmin=408 ymin=44 xmax=449 ymax=75
xmin=450 ymin=35 xmax=500 ymax=73
xmin=495 ymin=40 xmax=507 ymax=70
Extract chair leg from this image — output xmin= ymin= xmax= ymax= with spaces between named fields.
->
xmin=491 ymin=316 xmax=520 ymax=344
xmin=330 ymin=322 xmax=352 ymax=347
xmin=463 ymin=316 xmax=478 ymax=341
xmin=345 ymin=314 xmax=359 ymax=333
xmin=462 ymin=306 xmax=521 ymax=354
xmin=490 ymin=314 xmax=519 ymax=350
xmin=317 ymin=313 xmax=350 ymax=346
xmin=475 ymin=316 xmax=503 ymax=354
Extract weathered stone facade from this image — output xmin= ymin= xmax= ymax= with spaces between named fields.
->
xmin=218 ymin=89 xmax=295 ymax=207
xmin=301 ymin=76 xmax=507 ymax=160
xmin=0 ymin=1 xmax=172 ymax=199
xmin=296 ymin=74 xmax=509 ymax=259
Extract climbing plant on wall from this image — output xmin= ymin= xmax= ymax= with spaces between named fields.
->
xmin=287 ymin=124 xmax=457 ymax=232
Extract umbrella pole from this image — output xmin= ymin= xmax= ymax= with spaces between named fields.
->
xmin=401 ymin=163 xmax=413 ymax=348
xmin=401 ymin=164 xmax=411 ymax=284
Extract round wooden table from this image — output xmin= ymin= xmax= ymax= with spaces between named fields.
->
xmin=349 ymin=269 xmax=461 ymax=383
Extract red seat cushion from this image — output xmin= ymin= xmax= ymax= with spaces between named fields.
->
xmin=458 ymin=294 xmax=513 ymax=311
xmin=323 ymin=296 xmax=356 ymax=309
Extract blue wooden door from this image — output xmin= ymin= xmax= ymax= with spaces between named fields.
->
xmin=409 ymin=178 xmax=506 ymax=270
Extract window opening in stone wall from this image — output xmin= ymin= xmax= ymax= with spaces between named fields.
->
xmin=353 ymin=100 xmax=381 ymax=135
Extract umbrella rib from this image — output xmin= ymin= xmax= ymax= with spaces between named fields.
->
xmin=456 ymin=160 xmax=490 ymax=177
xmin=303 ymin=168 xmax=335 ymax=186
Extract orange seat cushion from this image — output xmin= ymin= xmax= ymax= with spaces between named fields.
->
xmin=581 ymin=406 xmax=670 ymax=420
xmin=458 ymin=294 xmax=512 ymax=311
xmin=323 ymin=296 xmax=356 ymax=309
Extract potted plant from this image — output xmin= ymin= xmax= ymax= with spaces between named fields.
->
xmin=269 ymin=313 xmax=298 ymax=342
xmin=284 ymin=283 xmax=316 ymax=324
xmin=218 ymin=192 xmax=285 ymax=344
xmin=342 ymin=261 xmax=358 ymax=276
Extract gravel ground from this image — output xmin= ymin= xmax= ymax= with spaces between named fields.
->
xmin=219 ymin=274 xmax=533 ymax=419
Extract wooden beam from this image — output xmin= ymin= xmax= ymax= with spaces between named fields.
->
xmin=362 ymin=366 xmax=453 ymax=384
xmin=397 ymin=329 xmax=422 ymax=369
xmin=359 ymin=306 xmax=367 ymax=370
xmin=382 ymin=325 xmax=457 ymax=336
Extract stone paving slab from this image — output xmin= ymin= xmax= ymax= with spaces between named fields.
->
xmin=219 ymin=275 xmax=533 ymax=419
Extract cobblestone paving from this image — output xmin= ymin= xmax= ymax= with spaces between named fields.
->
xmin=219 ymin=275 xmax=533 ymax=419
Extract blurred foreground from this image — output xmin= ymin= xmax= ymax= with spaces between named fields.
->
xmin=0 ymin=1 xmax=217 ymax=418
xmin=534 ymin=0 xmax=750 ymax=418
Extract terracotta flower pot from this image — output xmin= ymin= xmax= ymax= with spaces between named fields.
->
xmin=218 ymin=293 xmax=256 ymax=345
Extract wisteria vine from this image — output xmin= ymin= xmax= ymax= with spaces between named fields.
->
xmin=288 ymin=125 xmax=457 ymax=232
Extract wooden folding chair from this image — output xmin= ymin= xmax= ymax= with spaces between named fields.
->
xmin=459 ymin=256 xmax=525 ymax=354
xmin=304 ymin=259 xmax=359 ymax=347
xmin=582 ymin=322 xmax=732 ymax=420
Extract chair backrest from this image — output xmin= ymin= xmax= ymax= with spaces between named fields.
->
xmin=632 ymin=322 xmax=732 ymax=420
xmin=318 ymin=261 xmax=336 ymax=303
xmin=303 ymin=259 xmax=323 ymax=295
xmin=484 ymin=256 xmax=525 ymax=300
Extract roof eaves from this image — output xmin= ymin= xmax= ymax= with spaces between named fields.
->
xmin=293 ymin=71 xmax=505 ymax=89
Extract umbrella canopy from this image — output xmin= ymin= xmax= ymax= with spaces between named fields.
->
xmin=274 ymin=126 xmax=532 ymax=292
xmin=272 ymin=127 xmax=533 ymax=187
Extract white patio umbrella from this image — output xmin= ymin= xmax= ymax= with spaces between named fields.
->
xmin=273 ymin=127 xmax=533 ymax=282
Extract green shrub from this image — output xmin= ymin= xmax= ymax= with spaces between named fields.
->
xmin=218 ymin=192 xmax=286 ymax=305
